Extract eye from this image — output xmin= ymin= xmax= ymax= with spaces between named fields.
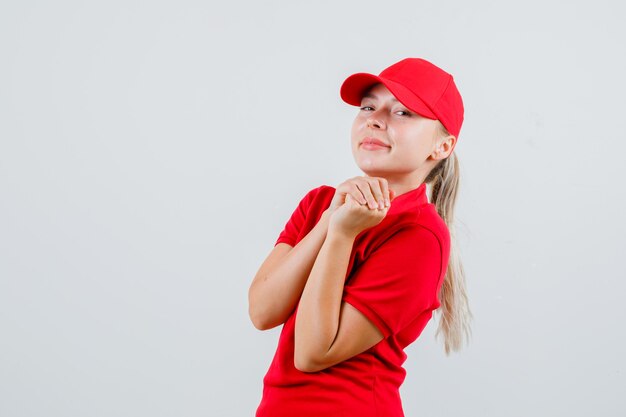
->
xmin=395 ymin=109 xmax=411 ymax=116
xmin=360 ymin=106 xmax=374 ymax=111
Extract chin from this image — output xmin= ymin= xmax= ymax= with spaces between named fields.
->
xmin=357 ymin=164 xmax=388 ymax=177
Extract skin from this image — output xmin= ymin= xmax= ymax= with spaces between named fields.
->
xmin=249 ymin=83 xmax=457 ymax=373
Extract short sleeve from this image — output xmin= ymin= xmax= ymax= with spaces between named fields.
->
xmin=274 ymin=187 xmax=318 ymax=247
xmin=342 ymin=225 xmax=443 ymax=338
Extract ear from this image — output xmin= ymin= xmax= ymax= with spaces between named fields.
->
xmin=433 ymin=135 xmax=456 ymax=159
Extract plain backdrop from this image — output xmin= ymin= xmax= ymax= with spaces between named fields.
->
xmin=1 ymin=1 xmax=625 ymax=416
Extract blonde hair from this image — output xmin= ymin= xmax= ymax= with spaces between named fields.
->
xmin=423 ymin=123 xmax=473 ymax=355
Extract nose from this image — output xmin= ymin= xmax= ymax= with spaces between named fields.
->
xmin=366 ymin=116 xmax=386 ymax=129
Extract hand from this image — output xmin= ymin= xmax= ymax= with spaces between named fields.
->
xmin=325 ymin=176 xmax=396 ymax=217
xmin=326 ymin=176 xmax=395 ymax=238
xmin=328 ymin=194 xmax=389 ymax=238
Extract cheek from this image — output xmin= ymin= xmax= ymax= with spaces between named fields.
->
xmin=392 ymin=127 xmax=429 ymax=155
xmin=351 ymin=116 xmax=362 ymax=130
xmin=350 ymin=119 xmax=362 ymax=140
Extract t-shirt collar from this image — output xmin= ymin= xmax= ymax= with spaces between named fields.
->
xmin=389 ymin=182 xmax=428 ymax=213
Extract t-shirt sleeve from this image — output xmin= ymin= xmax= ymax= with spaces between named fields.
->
xmin=342 ymin=225 xmax=443 ymax=338
xmin=274 ymin=187 xmax=318 ymax=247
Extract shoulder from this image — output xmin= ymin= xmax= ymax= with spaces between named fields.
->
xmin=301 ymin=184 xmax=335 ymax=201
xmin=290 ymin=184 xmax=334 ymax=209
xmin=317 ymin=184 xmax=336 ymax=197
xmin=421 ymin=203 xmax=450 ymax=252
xmin=387 ymin=222 xmax=442 ymax=254
xmin=302 ymin=184 xmax=335 ymax=209
xmin=405 ymin=204 xmax=451 ymax=288
xmin=384 ymin=204 xmax=451 ymax=276
xmin=399 ymin=202 xmax=450 ymax=253
xmin=286 ymin=184 xmax=335 ymax=223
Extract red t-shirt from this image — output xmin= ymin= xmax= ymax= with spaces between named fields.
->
xmin=255 ymin=182 xmax=450 ymax=417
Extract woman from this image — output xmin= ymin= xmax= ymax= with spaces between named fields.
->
xmin=248 ymin=57 xmax=473 ymax=417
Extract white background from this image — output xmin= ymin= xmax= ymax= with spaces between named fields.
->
xmin=1 ymin=1 xmax=625 ymax=416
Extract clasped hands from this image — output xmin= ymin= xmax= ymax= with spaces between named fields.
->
xmin=325 ymin=176 xmax=396 ymax=238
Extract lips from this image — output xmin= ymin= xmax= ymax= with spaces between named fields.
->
xmin=362 ymin=137 xmax=390 ymax=147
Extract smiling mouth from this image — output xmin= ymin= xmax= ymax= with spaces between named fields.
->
xmin=361 ymin=142 xmax=391 ymax=150
xmin=361 ymin=137 xmax=391 ymax=147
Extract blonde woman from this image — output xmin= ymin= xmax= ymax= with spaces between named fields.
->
xmin=249 ymin=57 xmax=472 ymax=417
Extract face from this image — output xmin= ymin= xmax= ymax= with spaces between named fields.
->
xmin=350 ymin=83 xmax=453 ymax=191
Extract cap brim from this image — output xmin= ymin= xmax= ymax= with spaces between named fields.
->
xmin=340 ymin=73 xmax=437 ymax=119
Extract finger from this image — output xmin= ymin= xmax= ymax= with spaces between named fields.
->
xmin=389 ymin=188 xmax=396 ymax=201
xmin=363 ymin=180 xmax=381 ymax=210
xmin=367 ymin=178 xmax=386 ymax=210
xmin=377 ymin=178 xmax=391 ymax=207
xmin=341 ymin=181 xmax=363 ymax=206
xmin=355 ymin=181 xmax=377 ymax=209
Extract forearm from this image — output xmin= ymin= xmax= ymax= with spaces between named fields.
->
xmin=249 ymin=211 xmax=332 ymax=330
xmin=294 ymin=228 xmax=356 ymax=366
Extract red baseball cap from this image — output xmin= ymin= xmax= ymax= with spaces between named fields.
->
xmin=340 ymin=57 xmax=464 ymax=146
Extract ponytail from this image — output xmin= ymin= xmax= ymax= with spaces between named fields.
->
xmin=424 ymin=125 xmax=473 ymax=355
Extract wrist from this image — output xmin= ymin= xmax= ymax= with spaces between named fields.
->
xmin=320 ymin=208 xmax=334 ymax=225
xmin=327 ymin=226 xmax=358 ymax=242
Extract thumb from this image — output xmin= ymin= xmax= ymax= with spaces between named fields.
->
xmin=389 ymin=188 xmax=396 ymax=201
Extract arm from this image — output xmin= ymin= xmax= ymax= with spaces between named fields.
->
xmin=248 ymin=210 xmax=332 ymax=330
xmin=294 ymin=228 xmax=384 ymax=373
